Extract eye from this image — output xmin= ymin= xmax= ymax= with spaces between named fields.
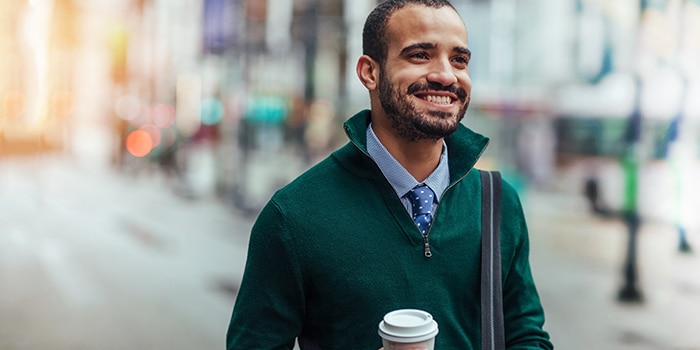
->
xmin=452 ymin=55 xmax=469 ymax=68
xmin=409 ymin=52 xmax=429 ymax=60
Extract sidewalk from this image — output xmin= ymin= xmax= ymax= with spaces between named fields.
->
xmin=522 ymin=189 xmax=700 ymax=350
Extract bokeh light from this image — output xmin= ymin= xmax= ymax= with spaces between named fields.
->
xmin=152 ymin=103 xmax=176 ymax=128
xmin=3 ymin=90 xmax=26 ymax=118
xmin=139 ymin=124 xmax=161 ymax=147
xmin=200 ymin=97 xmax=223 ymax=125
xmin=125 ymin=129 xmax=153 ymax=157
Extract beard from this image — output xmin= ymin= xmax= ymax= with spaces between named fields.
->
xmin=378 ymin=69 xmax=470 ymax=142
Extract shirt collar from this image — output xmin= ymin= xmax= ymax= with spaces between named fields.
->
xmin=366 ymin=123 xmax=450 ymax=200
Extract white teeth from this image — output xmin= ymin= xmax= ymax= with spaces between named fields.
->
xmin=425 ymin=95 xmax=452 ymax=104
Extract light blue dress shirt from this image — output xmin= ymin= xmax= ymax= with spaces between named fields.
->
xmin=366 ymin=124 xmax=450 ymax=216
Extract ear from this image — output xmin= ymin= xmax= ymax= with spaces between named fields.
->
xmin=356 ymin=55 xmax=379 ymax=91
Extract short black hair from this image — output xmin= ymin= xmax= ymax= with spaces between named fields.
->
xmin=362 ymin=0 xmax=458 ymax=65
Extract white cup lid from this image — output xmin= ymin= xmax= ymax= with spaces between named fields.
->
xmin=378 ymin=309 xmax=439 ymax=343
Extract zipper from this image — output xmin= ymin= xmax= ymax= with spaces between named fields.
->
xmin=350 ymin=135 xmax=436 ymax=258
xmin=420 ymin=164 xmax=478 ymax=258
xmin=422 ymin=235 xmax=432 ymax=258
xmin=420 ymin=159 xmax=484 ymax=258
xmin=420 ymin=139 xmax=490 ymax=254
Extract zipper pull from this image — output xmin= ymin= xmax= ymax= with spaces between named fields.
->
xmin=423 ymin=235 xmax=432 ymax=258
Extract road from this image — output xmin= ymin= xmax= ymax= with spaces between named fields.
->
xmin=0 ymin=151 xmax=251 ymax=350
xmin=0 ymin=145 xmax=699 ymax=350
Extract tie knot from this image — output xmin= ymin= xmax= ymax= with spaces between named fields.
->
xmin=408 ymin=185 xmax=435 ymax=217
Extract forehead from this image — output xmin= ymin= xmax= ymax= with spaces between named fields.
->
xmin=385 ymin=5 xmax=468 ymax=50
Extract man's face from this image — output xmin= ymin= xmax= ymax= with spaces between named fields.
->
xmin=377 ymin=5 xmax=471 ymax=142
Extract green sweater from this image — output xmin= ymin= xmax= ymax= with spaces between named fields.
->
xmin=227 ymin=110 xmax=552 ymax=349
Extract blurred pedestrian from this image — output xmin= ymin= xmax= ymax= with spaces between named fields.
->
xmin=226 ymin=0 xmax=552 ymax=349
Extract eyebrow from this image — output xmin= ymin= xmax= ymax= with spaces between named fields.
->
xmin=400 ymin=42 xmax=472 ymax=59
xmin=455 ymin=46 xmax=472 ymax=59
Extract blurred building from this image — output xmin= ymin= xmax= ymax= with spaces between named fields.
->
xmin=0 ymin=0 xmax=79 ymax=153
xmin=155 ymin=1 xmax=697 ymax=213
xmin=6 ymin=0 xmax=697 ymax=220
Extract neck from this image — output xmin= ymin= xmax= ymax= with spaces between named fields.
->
xmin=373 ymin=127 xmax=443 ymax=182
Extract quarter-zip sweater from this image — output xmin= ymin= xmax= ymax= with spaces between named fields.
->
xmin=227 ymin=110 xmax=553 ymax=349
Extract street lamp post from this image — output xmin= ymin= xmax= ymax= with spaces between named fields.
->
xmin=618 ymin=78 xmax=643 ymax=303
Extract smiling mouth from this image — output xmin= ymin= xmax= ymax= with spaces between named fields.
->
xmin=421 ymin=95 xmax=453 ymax=105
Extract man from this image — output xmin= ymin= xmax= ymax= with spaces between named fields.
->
xmin=226 ymin=0 xmax=553 ymax=348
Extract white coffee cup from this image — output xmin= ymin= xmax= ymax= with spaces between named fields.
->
xmin=378 ymin=309 xmax=439 ymax=350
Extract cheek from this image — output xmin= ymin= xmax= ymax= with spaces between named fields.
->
xmin=460 ymin=72 xmax=472 ymax=90
xmin=389 ymin=65 xmax=425 ymax=86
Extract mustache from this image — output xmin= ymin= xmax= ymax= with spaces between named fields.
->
xmin=407 ymin=82 xmax=469 ymax=102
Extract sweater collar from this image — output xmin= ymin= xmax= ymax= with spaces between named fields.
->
xmin=340 ymin=109 xmax=490 ymax=185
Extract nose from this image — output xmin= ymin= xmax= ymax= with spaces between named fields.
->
xmin=426 ymin=57 xmax=459 ymax=87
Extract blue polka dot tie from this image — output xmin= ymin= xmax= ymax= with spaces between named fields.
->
xmin=408 ymin=185 xmax=435 ymax=236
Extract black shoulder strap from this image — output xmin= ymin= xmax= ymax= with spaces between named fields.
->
xmin=480 ymin=170 xmax=505 ymax=350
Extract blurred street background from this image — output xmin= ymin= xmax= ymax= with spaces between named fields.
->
xmin=1 ymin=0 xmax=699 ymax=349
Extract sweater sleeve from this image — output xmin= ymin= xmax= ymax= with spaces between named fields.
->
xmin=500 ymin=181 xmax=554 ymax=349
xmin=226 ymin=199 xmax=304 ymax=349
